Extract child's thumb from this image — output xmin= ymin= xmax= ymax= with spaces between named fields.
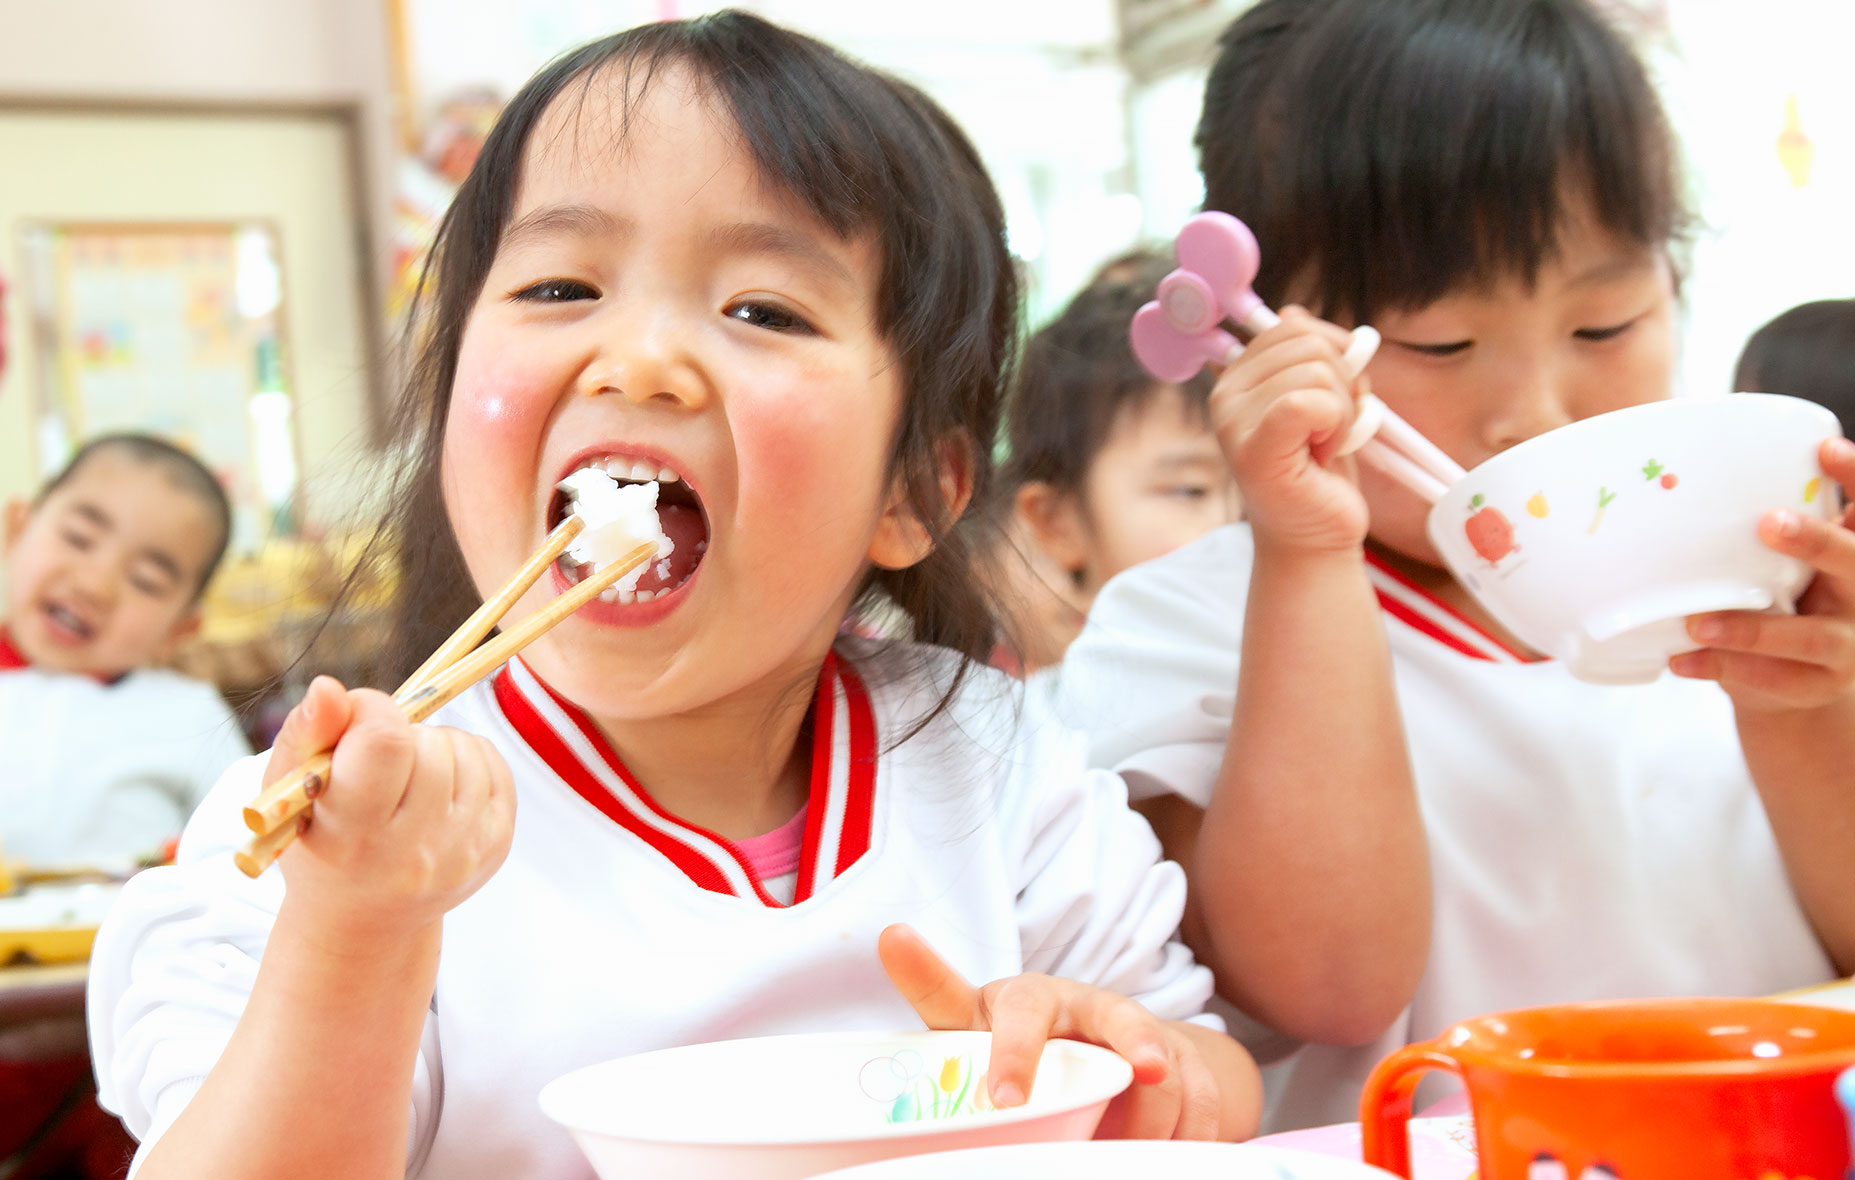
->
xmin=261 ymin=675 xmax=355 ymax=788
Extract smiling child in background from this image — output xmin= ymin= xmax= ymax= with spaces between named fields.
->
xmin=1 ymin=433 xmax=249 ymax=868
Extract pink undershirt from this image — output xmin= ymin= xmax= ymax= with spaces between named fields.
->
xmin=733 ymin=805 xmax=808 ymax=882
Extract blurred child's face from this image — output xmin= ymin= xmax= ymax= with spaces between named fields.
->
xmin=1011 ymin=385 xmax=1238 ymax=671
xmin=1075 ymin=386 xmax=1240 ymax=595
xmin=1353 ymin=211 xmax=1677 ymax=569
xmin=443 ymin=69 xmax=913 ymax=719
xmin=3 ymin=451 xmax=216 ymax=678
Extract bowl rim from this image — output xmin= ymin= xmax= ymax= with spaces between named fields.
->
xmin=536 ymin=1028 xmax=1135 ymax=1147
xmin=1431 ymin=392 xmax=1840 ymax=512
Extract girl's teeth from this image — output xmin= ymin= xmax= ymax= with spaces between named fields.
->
xmin=635 ymin=589 xmax=658 ymax=603
xmin=582 ymin=458 xmax=681 ymax=484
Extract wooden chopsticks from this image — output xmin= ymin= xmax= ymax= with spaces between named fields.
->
xmin=232 ymin=517 xmax=658 ymax=877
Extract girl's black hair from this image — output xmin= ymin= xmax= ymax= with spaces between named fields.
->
xmin=372 ymin=11 xmax=1017 ymax=719
xmin=1001 ymin=248 xmax=1215 ymax=499
xmin=1733 ymin=299 xmax=1855 ymax=436
xmin=1196 ymin=0 xmax=1688 ymax=325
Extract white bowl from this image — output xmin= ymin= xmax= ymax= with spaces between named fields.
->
xmin=807 ymin=1140 xmax=1398 ymax=1179
xmin=538 ymin=1029 xmax=1133 ymax=1180
xmin=1426 ymin=394 xmax=1843 ymax=684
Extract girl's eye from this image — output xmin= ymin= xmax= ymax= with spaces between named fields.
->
xmin=1574 ymin=319 xmax=1636 ymax=342
xmin=60 ymin=529 xmax=94 ymax=551
xmin=511 ymin=278 xmax=599 ymax=303
xmin=1394 ymin=339 xmax=1472 ymax=358
xmin=129 ymin=577 xmax=165 ymax=597
xmin=725 ymin=300 xmax=815 ymax=335
xmin=1162 ymin=485 xmax=1211 ymax=500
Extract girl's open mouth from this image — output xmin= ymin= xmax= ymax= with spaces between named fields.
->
xmin=547 ymin=456 xmax=709 ymax=604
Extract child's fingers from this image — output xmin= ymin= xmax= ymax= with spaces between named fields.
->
xmin=1670 ymin=647 xmax=1846 ymax=708
xmin=390 ymin=724 xmax=459 ymax=828
xmin=877 ymin=925 xmax=982 ymax=1030
xmin=1230 ymin=384 xmax=1357 ymax=471
xmin=1171 ymin=1046 xmax=1223 ymax=1141
xmin=262 ymin=675 xmax=352 ymax=789
xmin=321 ymin=689 xmax=418 ymax=828
xmin=1218 ymin=331 xmax=1348 ymax=401
xmin=1687 ymin=612 xmax=1855 ymax=674
xmin=1759 ymin=507 xmax=1855 ymax=584
xmin=1818 ymin=436 xmax=1855 ymax=489
xmin=979 ymin=977 xmax=1062 ymax=1108
xmin=1060 ymin=986 xmax=1172 ymax=1087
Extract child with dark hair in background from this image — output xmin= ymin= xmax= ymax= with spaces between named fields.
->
xmin=1060 ymin=0 xmax=1855 ymax=1131
xmin=1 ymin=432 xmax=246 ymax=1180
xmin=994 ymin=249 xmax=1239 ymax=674
xmin=1 ymin=432 xmax=248 ymax=867
xmin=1734 ymin=298 xmax=1855 ymax=436
xmin=87 ymin=15 xmax=1261 ymax=1179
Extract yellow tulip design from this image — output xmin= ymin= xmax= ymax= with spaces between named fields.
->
xmin=1526 ymin=492 xmax=1549 ymax=519
xmin=1805 ymin=476 xmax=1822 ymax=504
xmin=939 ymin=1057 xmax=962 ymax=1094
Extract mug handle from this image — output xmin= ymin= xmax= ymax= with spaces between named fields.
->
xmin=1359 ymin=1043 xmax=1466 ymax=1178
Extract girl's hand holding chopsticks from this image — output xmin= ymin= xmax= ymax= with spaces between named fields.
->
xmin=261 ymin=676 xmax=515 ymax=940
xmin=1209 ymin=307 xmax=1376 ymax=555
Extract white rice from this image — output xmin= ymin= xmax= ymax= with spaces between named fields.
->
xmin=556 ymin=469 xmax=675 ymax=593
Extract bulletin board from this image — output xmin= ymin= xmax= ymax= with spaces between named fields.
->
xmin=24 ymin=222 xmax=299 ymax=551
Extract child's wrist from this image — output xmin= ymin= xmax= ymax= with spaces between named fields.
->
xmin=275 ymin=889 xmax=445 ymax=966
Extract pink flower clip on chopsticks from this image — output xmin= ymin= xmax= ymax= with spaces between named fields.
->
xmin=1129 ymin=211 xmax=1466 ymax=503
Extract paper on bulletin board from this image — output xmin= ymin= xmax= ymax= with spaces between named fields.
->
xmin=39 ymin=224 xmax=295 ymax=552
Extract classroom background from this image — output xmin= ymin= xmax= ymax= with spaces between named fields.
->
xmin=0 ymin=0 xmax=1850 ymax=734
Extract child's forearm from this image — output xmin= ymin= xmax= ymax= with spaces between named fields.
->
xmin=133 ymin=899 xmax=441 ymax=1180
xmin=1168 ymin=1019 xmax=1263 ymax=1140
xmin=1197 ymin=542 xmax=1429 ymax=1045
xmin=1740 ymin=696 xmax=1855 ymax=976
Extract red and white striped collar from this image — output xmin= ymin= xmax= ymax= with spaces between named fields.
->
xmin=1363 ymin=551 xmax=1543 ymax=665
xmin=492 ymin=650 xmax=878 ymax=907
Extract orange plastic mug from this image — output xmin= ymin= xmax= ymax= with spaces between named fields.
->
xmin=1361 ymin=998 xmax=1855 ymax=1180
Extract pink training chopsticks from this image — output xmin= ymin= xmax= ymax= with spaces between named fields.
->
xmin=1129 ymin=212 xmax=1466 ymax=504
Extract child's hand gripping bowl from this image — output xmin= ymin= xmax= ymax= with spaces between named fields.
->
xmin=876 ymin=925 xmax=1229 ymax=1141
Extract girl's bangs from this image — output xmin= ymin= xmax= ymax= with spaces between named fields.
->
xmin=1217 ymin=0 xmax=1685 ymax=322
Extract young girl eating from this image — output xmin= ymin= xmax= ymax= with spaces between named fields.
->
xmin=87 ymin=14 xmax=1261 ymax=1177
xmin=1059 ymin=0 xmax=1855 ymax=1130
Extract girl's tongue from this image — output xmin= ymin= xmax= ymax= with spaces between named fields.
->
xmin=646 ymin=502 xmax=707 ymax=592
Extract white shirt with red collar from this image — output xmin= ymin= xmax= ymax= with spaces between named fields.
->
xmin=1055 ymin=523 xmax=1835 ymax=1132
xmin=88 ymin=642 xmax=1213 ymax=1178
xmin=0 ymin=631 xmax=249 ymax=867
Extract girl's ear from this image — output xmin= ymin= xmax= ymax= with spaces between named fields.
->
xmin=1012 ymin=481 xmax=1089 ymax=578
xmin=3 ymin=497 xmax=31 ymax=550
xmin=867 ymin=435 xmax=976 ymax=571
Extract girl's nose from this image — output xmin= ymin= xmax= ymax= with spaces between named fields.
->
xmin=577 ymin=314 xmax=712 ymax=411
xmin=1481 ymin=361 xmax=1575 ymax=454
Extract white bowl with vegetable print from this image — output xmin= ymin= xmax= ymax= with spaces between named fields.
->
xmin=1425 ymin=393 xmax=1844 ymax=685
xmin=538 ymin=1029 xmax=1132 ymax=1180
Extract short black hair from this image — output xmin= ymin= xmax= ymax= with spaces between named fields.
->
xmin=1197 ymin=0 xmax=1688 ymax=325
xmin=1733 ymin=299 xmax=1855 ymax=436
xmin=40 ymin=433 xmax=233 ymax=596
xmin=1002 ymin=249 xmax=1214 ymax=498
